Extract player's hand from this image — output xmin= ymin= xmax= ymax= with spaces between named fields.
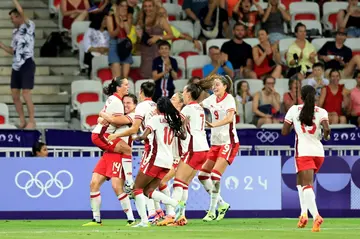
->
xmin=107 ymin=134 xmax=118 ymax=141
xmin=324 ymin=134 xmax=331 ymax=141
xmin=205 ymin=121 xmax=214 ymax=128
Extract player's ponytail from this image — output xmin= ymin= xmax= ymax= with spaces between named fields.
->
xmin=185 ymin=83 xmax=203 ymax=101
xmin=157 ymin=97 xmax=182 ymax=135
xmin=103 ymin=77 xmax=124 ymax=96
xmin=299 ymin=85 xmax=316 ymax=126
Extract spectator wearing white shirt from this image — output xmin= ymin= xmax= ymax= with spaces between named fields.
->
xmin=305 ymin=63 xmax=329 ymax=104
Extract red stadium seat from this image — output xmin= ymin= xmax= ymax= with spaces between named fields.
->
xmin=192 ymin=68 xmax=203 ymax=78
xmin=54 ymin=0 xmax=61 ymax=7
xmin=281 ymin=0 xmax=301 ymax=10
xmin=77 ymin=34 xmax=84 ymax=43
xmin=168 ymin=15 xmax=176 ymax=21
xmin=179 ymin=51 xmax=199 ymax=62
xmin=77 ymin=93 xmax=100 ymax=105
xmin=0 ymin=115 xmax=5 ymax=124
xmin=328 ymin=13 xmax=337 ymax=30
xmin=85 ymin=115 xmax=99 ymax=128
xmin=294 ymin=14 xmax=316 ymax=21
xmin=97 ymin=68 xmax=112 ymax=83
xmin=353 ymin=51 xmax=360 ymax=57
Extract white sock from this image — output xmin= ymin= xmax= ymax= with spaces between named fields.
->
xmin=297 ymin=185 xmax=307 ymax=216
xmin=134 ymin=190 xmax=148 ymax=223
xmin=209 ymin=170 xmax=222 ymax=214
xmin=160 ymin=184 xmax=171 ymax=214
xmin=150 ymin=190 xmax=178 ymax=208
xmin=182 ymin=186 xmax=188 ymax=217
xmin=154 ymin=201 xmax=162 ymax=211
xmin=121 ymin=156 xmax=134 ymax=185
xmin=303 ymin=185 xmax=319 ymax=219
xmin=90 ymin=191 xmax=101 ymax=222
xmin=198 ymin=170 xmax=227 ymax=208
xmin=118 ymin=193 xmax=134 ymax=221
xmin=145 ymin=197 xmax=156 ymax=215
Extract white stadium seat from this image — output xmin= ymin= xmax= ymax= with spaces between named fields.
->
xmin=80 ymin=102 xmax=104 ymax=131
xmin=311 ymin=38 xmax=334 ymax=51
xmin=244 ymin=79 xmax=264 ymax=95
xmin=173 ymin=56 xmax=186 ymax=78
xmin=340 ymin=79 xmax=357 ymax=90
xmin=344 ymin=38 xmax=360 ymax=54
xmin=279 ymin=38 xmax=295 ymax=64
xmin=289 ymin=2 xmax=320 ymax=22
xmin=275 ymin=78 xmax=289 ymax=102
xmin=0 ymin=124 xmax=17 ymax=129
xmin=163 ymin=3 xmax=183 ymax=21
xmin=91 ymin=55 xmax=110 ymax=82
xmin=171 ymin=21 xmax=195 ymax=38
xmin=0 ymin=103 xmax=9 ymax=125
xmin=235 ymin=123 xmax=257 ymax=129
xmin=173 ymin=79 xmax=188 ymax=92
xmin=186 ymin=55 xmax=211 ymax=78
xmin=261 ymin=123 xmax=284 ymax=130
xmin=330 ymin=124 xmax=357 ymax=129
xmin=171 ymin=40 xmax=203 ymax=60
xmin=243 ymin=38 xmax=260 ymax=47
xmin=71 ymin=21 xmax=91 ymax=51
xmin=322 ymin=2 xmax=348 ymax=30
xmin=71 ymin=80 xmax=103 ymax=110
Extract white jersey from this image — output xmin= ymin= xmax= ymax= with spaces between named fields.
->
xmin=172 ymin=137 xmax=182 ymax=165
xmin=180 ymin=102 xmax=210 ymax=152
xmin=135 ymin=98 xmax=157 ymax=131
xmin=144 ymin=114 xmax=174 ymax=169
xmin=113 ymin=112 xmax=136 ymax=146
xmin=202 ymin=93 xmax=239 ymax=145
xmin=92 ymin=94 xmax=124 ymax=134
xmin=285 ymin=105 xmax=329 ymax=157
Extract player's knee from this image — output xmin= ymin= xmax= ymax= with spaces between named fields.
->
xmin=90 ymin=179 xmax=101 ymax=191
xmin=198 ymin=169 xmax=211 ymax=181
xmin=111 ymin=178 xmax=124 ymax=194
xmin=143 ymin=187 xmax=154 ymax=198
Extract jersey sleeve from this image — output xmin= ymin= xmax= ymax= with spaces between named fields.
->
xmin=125 ymin=112 xmax=135 ymax=123
xmin=319 ymin=109 xmax=329 ymax=124
xmin=145 ymin=116 xmax=158 ymax=133
xmin=180 ymin=106 xmax=190 ymax=120
xmin=201 ymin=95 xmax=212 ymax=109
xmin=107 ymin=98 xmax=123 ymax=116
xmin=224 ymin=95 xmax=236 ymax=113
xmin=135 ymin=103 xmax=145 ymax=121
xmin=284 ymin=105 xmax=295 ymax=125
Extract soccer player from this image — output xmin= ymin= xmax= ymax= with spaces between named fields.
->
xmin=131 ymin=97 xmax=186 ymax=227
xmin=198 ymin=74 xmax=238 ymax=222
xmin=282 ymin=85 xmax=330 ymax=232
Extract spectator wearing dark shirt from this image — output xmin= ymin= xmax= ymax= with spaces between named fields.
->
xmin=182 ymin=0 xmax=208 ymax=22
xmin=221 ymin=23 xmax=257 ymax=79
xmin=318 ymin=30 xmax=360 ymax=78
xmin=152 ymin=41 xmax=178 ymax=102
xmin=199 ymin=0 xmax=229 ymax=39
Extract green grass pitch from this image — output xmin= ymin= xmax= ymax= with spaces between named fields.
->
xmin=1 ymin=219 xmax=360 ymax=239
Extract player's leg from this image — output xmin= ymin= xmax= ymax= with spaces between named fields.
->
xmin=114 ymin=140 xmax=134 ymax=187
xmin=160 ymin=167 xmax=176 ymax=216
xmin=111 ymin=177 xmax=135 ymax=226
xmin=296 ymin=172 xmax=308 ymax=228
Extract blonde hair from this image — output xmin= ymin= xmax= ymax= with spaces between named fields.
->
xmin=137 ymin=0 xmax=158 ymax=28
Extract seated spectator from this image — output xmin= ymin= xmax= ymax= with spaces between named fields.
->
xmin=283 ymin=77 xmax=303 ymax=113
xmin=203 ymin=46 xmax=234 ymax=78
xmin=221 ymin=23 xmax=257 ymax=79
xmin=262 ymin=0 xmax=290 ymax=44
xmin=319 ymin=69 xmax=350 ymax=124
xmin=199 ymin=0 xmax=229 ymax=39
xmin=88 ymin=0 xmax=111 ymax=15
xmin=61 ymin=0 xmax=90 ymax=30
xmin=252 ymin=29 xmax=282 ymax=79
xmin=252 ymin=76 xmax=281 ymax=128
xmin=305 ymin=63 xmax=329 ymax=103
xmin=83 ymin=13 xmax=110 ymax=77
xmin=348 ymin=71 xmax=360 ymax=126
xmin=182 ymin=0 xmax=208 ymax=23
xmin=236 ymin=80 xmax=253 ymax=105
xmin=32 ymin=142 xmax=48 ymax=157
xmin=152 ymin=41 xmax=178 ymax=102
xmin=286 ymin=23 xmax=317 ymax=78
xmin=318 ymin=30 xmax=360 ymax=79
xmin=232 ymin=0 xmax=264 ymax=38
xmin=337 ymin=0 xmax=360 ymax=38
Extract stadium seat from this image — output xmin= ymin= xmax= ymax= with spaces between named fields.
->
xmin=281 ymin=0 xmax=302 ymax=10
xmin=322 ymin=2 xmax=348 ymax=30
xmin=206 ymin=39 xmax=229 ymax=54
xmin=163 ymin=3 xmax=183 ymax=21
xmin=244 ymin=102 xmax=254 ymax=124
xmin=291 ymin=20 xmax=322 ymax=36
xmin=135 ymin=79 xmax=154 ymax=95
xmin=72 ymin=80 xmax=103 ymax=110
xmin=235 ymin=123 xmax=257 ymax=129
xmin=171 ymin=40 xmax=203 ymax=62
xmin=329 ymin=124 xmax=357 ymax=129
xmin=80 ymin=102 xmax=104 ymax=130
xmin=0 ymin=103 xmax=9 ymax=125
xmin=171 ymin=21 xmax=195 ymax=38
xmin=58 ymin=10 xmax=68 ymax=32
xmin=340 ymin=79 xmax=357 ymax=90
xmin=173 ymin=56 xmax=186 ymax=78
xmin=244 ymin=79 xmax=263 ymax=94
xmin=71 ymin=21 xmax=91 ymax=51
xmin=49 ymin=0 xmax=61 ymax=15
xmin=129 ymin=56 xmax=141 ymax=82
xmin=92 ymin=55 xmax=111 ymax=83
xmin=344 ymin=38 xmax=360 ymax=56
xmin=173 ymin=79 xmax=188 ymax=92
xmin=275 ymin=78 xmax=289 ymax=102
xmin=289 ymin=2 xmax=320 ymax=22
xmin=186 ymin=55 xmax=211 ymax=78
xmin=0 ymin=124 xmax=17 ymax=129
xmin=243 ymin=38 xmax=260 ymax=47
xmin=261 ymin=123 xmax=284 ymax=129
xmin=311 ymin=38 xmax=334 ymax=51
xmin=279 ymin=38 xmax=295 ymax=64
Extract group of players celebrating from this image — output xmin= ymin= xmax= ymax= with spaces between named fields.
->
xmin=83 ymin=74 xmax=331 ymax=232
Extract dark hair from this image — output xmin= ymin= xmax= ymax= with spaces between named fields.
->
xmin=233 ymin=22 xmax=246 ymax=30
xmin=209 ymin=45 xmax=220 ymax=51
xmin=157 ymin=97 xmax=183 ymax=135
xmin=288 ymin=78 xmax=300 ymax=90
xmin=124 ymin=93 xmax=138 ymax=105
xmin=187 ymin=76 xmax=201 ymax=85
xmin=262 ymin=75 xmax=276 ymax=85
xmin=299 ymin=85 xmax=316 ymax=126
xmin=116 ymin=0 xmax=127 ymax=4
xmin=312 ymin=62 xmax=324 ymax=70
xmin=258 ymin=28 xmax=268 ymax=35
xmin=89 ymin=13 xmax=105 ymax=30
xmin=295 ymin=22 xmax=306 ymax=33
xmin=237 ymin=80 xmax=249 ymax=95
xmin=198 ymin=74 xmax=233 ymax=93
xmin=329 ymin=69 xmax=341 ymax=78
xmin=140 ymin=81 xmax=155 ymax=97
xmin=32 ymin=142 xmax=46 ymax=157
xmin=158 ymin=40 xmax=171 ymax=49
xmin=185 ymin=83 xmax=203 ymax=101
xmin=9 ymin=8 xmax=20 ymax=16
xmin=103 ymin=77 xmax=124 ymax=96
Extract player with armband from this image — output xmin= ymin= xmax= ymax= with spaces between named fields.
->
xmin=131 ymin=97 xmax=186 ymax=227
xmin=198 ymin=74 xmax=238 ymax=222
xmin=282 ymin=85 xmax=331 ymax=232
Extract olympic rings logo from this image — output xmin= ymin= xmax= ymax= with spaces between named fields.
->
xmin=15 ymin=170 xmax=73 ymax=198
xmin=256 ymin=131 xmax=279 ymax=143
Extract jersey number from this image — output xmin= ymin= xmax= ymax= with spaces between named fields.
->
xmin=301 ymin=121 xmax=317 ymax=135
xmin=200 ymin=114 xmax=205 ymax=131
xmin=214 ymin=110 xmax=219 ymax=120
xmin=164 ymin=127 xmax=174 ymax=145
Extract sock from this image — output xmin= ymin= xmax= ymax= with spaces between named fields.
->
xmin=149 ymin=190 xmax=178 ymax=208
xmin=182 ymin=186 xmax=188 ymax=217
xmin=134 ymin=189 xmax=148 ymax=223
xmin=154 ymin=201 xmax=162 ymax=211
xmin=303 ymin=185 xmax=319 ymax=219
xmin=90 ymin=191 xmax=101 ymax=222
xmin=209 ymin=170 xmax=222 ymax=215
xmin=145 ymin=197 xmax=156 ymax=215
xmin=160 ymin=184 xmax=171 ymax=214
xmin=198 ymin=170 xmax=227 ymax=209
xmin=118 ymin=193 xmax=135 ymax=221
xmin=297 ymin=185 xmax=307 ymax=216
xmin=170 ymin=179 xmax=186 ymax=216
xmin=121 ymin=155 xmax=134 ymax=185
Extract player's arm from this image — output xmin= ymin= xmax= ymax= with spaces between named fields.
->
xmin=281 ymin=106 xmax=293 ymax=136
xmin=281 ymin=121 xmax=292 ymax=136
xmin=321 ymin=111 xmax=331 ymax=141
xmin=99 ymin=112 xmax=132 ymax=126
xmin=107 ymin=119 xmax=142 ymax=140
xmin=206 ymin=109 xmax=234 ymax=128
xmin=133 ymin=127 xmax=151 ymax=141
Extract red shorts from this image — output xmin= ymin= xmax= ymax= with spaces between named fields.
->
xmin=295 ymin=156 xmax=324 ymax=174
xmin=182 ymin=151 xmax=208 ymax=170
xmin=140 ymin=150 xmax=169 ymax=180
xmin=207 ymin=143 xmax=239 ymax=165
xmin=93 ymin=152 xmax=125 ymax=179
xmin=91 ymin=133 xmax=123 ymax=152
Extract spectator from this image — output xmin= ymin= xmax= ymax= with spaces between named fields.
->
xmin=152 ymin=41 xmax=178 ymax=102
xmin=83 ymin=13 xmax=110 ymax=77
xmin=348 ymin=71 xmax=360 ymax=126
xmin=107 ymin=0 xmax=133 ymax=78
xmin=232 ymin=0 xmax=264 ymax=38
xmin=0 ymin=1 xmax=36 ymax=129
xmin=252 ymin=29 xmax=282 ymax=79
xmin=252 ymin=76 xmax=281 ymax=128
xmin=318 ymin=30 xmax=360 ymax=79
xmin=286 ymin=23 xmax=317 ymax=78
xmin=88 ymin=0 xmax=111 ymax=15
xmin=261 ymin=0 xmax=290 ymax=44
xmin=182 ymin=0 xmax=208 ymax=22
xmin=235 ymin=80 xmax=253 ymax=105
xmin=61 ymin=0 xmax=90 ymax=30
xmin=199 ymin=0 xmax=229 ymax=39
xmin=137 ymin=0 xmax=174 ymax=79
xmin=337 ymin=0 xmax=360 ymax=38
xmin=221 ymin=23 xmax=257 ymax=79
xmin=319 ymin=69 xmax=350 ymax=124
xmin=283 ymin=77 xmax=303 ymax=113
xmin=109 ymin=0 xmax=138 ymax=25
xmin=305 ymin=63 xmax=329 ymax=104
xmin=32 ymin=142 xmax=48 ymax=157
xmin=203 ymin=46 xmax=234 ymax=78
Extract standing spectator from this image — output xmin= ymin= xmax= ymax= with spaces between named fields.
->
xmin=137 ymin=0 xmax=174 ymax=79
xmin=318 ymin=30 xmax=360 ymax=79
xmin=199 ymin=0 xmax=229 ymax=39
xmin=306 ymin=63 xmax=329 ymax=104
xmin=283 ymin=77 xmax=303 ymax=113
xmin=221 ymin=23 xmax=257 ymax=79
xmin=182 ymin=0 xmax=208 ymax=22
xmin=319 ymin=69 xmax=350 ymax=124
xmin=203 ymin=46 xmax=234 ymax=78
xmin=152 ymin=41 xmax=178 ymax=102
xmin=337 ymin=0 xmax=360 ymax=38
xmin=252 ymin=29 xmax=282 ymax=79
xmin=107 ymin=0 xmax=133 ymax=78
xmin=262 ymin=0 xmax=290 ymax=44
xmin=348 ymin=71 xmax=360 ymax=126
xmin=286 ymin=23 xmax=317 ymax=78
xmin=61 ymin=0 xmax=90 ymax=30
xmin=0 ymin=0 xmax=36 ymax=129
xmin=232 ymin=0 xmax=264 ymax=38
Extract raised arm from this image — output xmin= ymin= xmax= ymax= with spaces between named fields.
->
xmin=12 ymin=0 xmax=28 ymax=22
